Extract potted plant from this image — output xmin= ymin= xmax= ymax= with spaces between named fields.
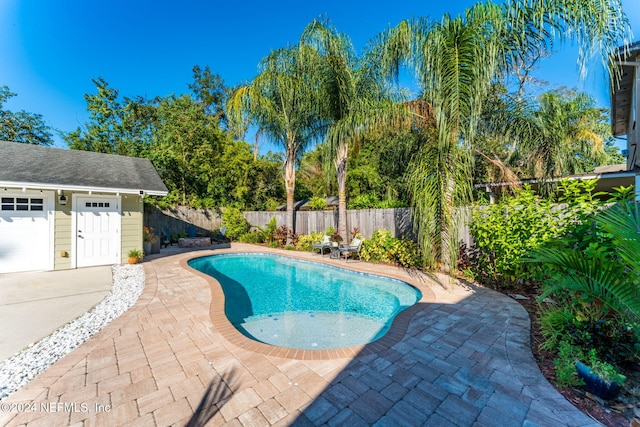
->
xmin=575 ymin=351 xmax=626 ymax=400
xmin=329 ymin=232 xmax=343 ymax=247
xmin=127 ymin=249 xmax=143 ymax=264
xmin=143 ymin=226 xmax=155 ymax=255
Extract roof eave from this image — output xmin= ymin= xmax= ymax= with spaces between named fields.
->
xmin=0 ymin=180 xmax=168 ymax=196
xmin=474 ymin=170 xmax=640 ymax=189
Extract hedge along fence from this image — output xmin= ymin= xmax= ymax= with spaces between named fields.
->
xmin=145 ymin=205 xmax=473 ymax=245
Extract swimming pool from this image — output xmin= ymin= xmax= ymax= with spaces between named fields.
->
xmin=188 ymin=253 xmax=421 ymax=350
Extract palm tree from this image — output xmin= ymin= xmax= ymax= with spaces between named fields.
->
xmin=474 ymin=87 xmax=611 ymax=193
xmin=228 ymin=45 xmax=324 ymax=241
xmin=526 ymin=90 xmax=608 ymax=182
xmin=380 ymin=0 xmax=631 ymax=270
xmin=301 ymin=19 xmax=407 ymax=241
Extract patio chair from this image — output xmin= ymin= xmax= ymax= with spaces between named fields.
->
xmin=161 ymin=226 xmax=178 ymax=248
xmin=339 ymin=237 xmax=363 ymax=262
xmin=312 ymin=234 xmax=332 ymax=256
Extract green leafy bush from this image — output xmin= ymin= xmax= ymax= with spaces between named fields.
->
xmin=221 ymin=207 xmax=250 ymax=241
xmin=361 ymin=229 xmax=394 ymax=263
xmin=469 ymin=180 xmax=608 ymax=288
xmin=296 ymin=232 xmax=324 ymax=252
xmin=308 ymin=196 xmax=327 ymax=210
xmin=360 ymin=229 xmax=422 ymax=268
xmin=553 ymin=340 xmax=586 ymax=387
xmin=349 ymin=193 xmax=379 ymax=209
xmin=238 ymin=231 xmax=264 ymax=244
xmin=348 ymin=193 xmax=406 ymax=209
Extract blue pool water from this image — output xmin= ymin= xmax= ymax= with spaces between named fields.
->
xmin=188 ymin=253 xmax=421 ymax=350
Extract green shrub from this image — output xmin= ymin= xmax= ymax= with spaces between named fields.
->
xmin=348 ymin=193 xmax=379 ymax=209
xmin=539 ymin=296 xmax=639 ymax=370
xmin=268 ymin=241 xmax=279 ymax=248
xmin=308 ymin=196 xmax=327 ymax=210
xmin=238 ymin=231 xmax=264 ymax=244
xmin=296 ymin=232 xmax=324 ymax=252
xmin=376 ymin=199 xmax=407 ymax=208
xmin=390 ymin=239 xmax=422 ymax=268
xmin=361 ymin=229 xmax=394 ymax=263
xmin=469 ymin=180 xmax=607 ymax=288
xmin=553 ymin=340 xmax=586 ymax=387
xmin=260 ymin=217 xmax=277 ymax=244
xmin=360 ymin=229 xmax=422 ymax=268
xmin=222 ymin=207 xmax=250 ymax=241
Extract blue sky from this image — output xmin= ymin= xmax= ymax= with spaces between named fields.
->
xmin=1 ymin=0 xmax=639 ymax=150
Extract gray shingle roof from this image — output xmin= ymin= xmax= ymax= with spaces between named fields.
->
xmin=0 ymin=141 xmax=168 ymax=195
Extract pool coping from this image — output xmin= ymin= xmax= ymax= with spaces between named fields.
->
xmin=180 ymin=248 xmax=437 ymax=360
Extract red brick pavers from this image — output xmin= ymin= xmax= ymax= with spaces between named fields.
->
xmin=0 ymin=244 xmax=599 ymax=426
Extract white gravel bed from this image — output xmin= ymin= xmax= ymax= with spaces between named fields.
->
xmin=0 ymin=264 xmax=144 ymax=401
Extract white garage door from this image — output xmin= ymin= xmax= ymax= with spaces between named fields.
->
xmin=0 ymin=192 xmax=53 ymax=273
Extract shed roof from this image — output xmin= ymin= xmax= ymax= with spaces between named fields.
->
xmin=611 ymin=41 xmax=640 ymax=137
xmin=0 ymin=141 xmax=168 ymax=195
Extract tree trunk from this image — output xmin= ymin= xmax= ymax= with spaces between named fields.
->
xmin=336 ymin=141 xmax=349 ymax=242
xmin=284 ymin=142 xmax=297 ymax=245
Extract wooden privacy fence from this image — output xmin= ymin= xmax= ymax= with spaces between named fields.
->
xmin=144 ymin=205 xmax=473 ymax=245
xmin=144 ymin=206 xmax=223 ymax=237
xmin=244 ymin=208 xmax=414 ymax=238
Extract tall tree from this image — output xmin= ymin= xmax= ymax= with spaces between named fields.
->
xmin=0 ymin=86 xmax=53 ymax=145
xmin=64 ymin=77 xmax=152 ymax=156
xmin=474 ymin=85 xmax=617 ymax=189
xmin=189 ymin=65 xmax=228 ymax=124
xmin=526 ymin=90 xmax=609 ymax=180
xmin=381 ymin=0 xmax=632 ymax=270
xmin=228 ymin=45 xmax=323 ymax=242
xmin=301 ymin=19 xmax=406 ymax=241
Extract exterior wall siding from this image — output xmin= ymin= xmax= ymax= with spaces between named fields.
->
xmin=52 ymin=191 xmax=142 ymax=269
xmin=53 ymin=196 xmax=73 ymax=270
xmin=121 ymin=195 xmax=143 ymax=263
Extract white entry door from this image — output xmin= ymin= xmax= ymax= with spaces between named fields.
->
xmin=76 ymin=196 xmax=120 ymax=268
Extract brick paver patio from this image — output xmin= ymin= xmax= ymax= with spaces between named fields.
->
xmin=0 ymin=244 xmax=600 ymax=426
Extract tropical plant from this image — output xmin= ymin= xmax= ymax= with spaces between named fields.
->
xmin=473 ymin=85 xmax=620 ymax=190
xmin=272 ymin=225 xmax=298 ymax=247
xmin=221 ymin=207 xmax=250 ymax=241
xmin=228 ymin=43 xmax=324 ymax=244
xmin=533 ymin=207 xmax=640 ymax=325
xmin=301 ymin=19 xmax=407 ymax=242
xmin=127 ymin=248 xmax=143 ymax=259
xmin=379 ymin=0 xmax=632 ymax=271
xmin=143 ymin=226 xmax=155 ymax=243
xmin=308 ymin=196 xmax=327 ymax=210
xmin=329 ymin=232 xmax=343 ymax=244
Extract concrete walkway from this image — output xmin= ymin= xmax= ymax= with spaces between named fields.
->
xmin=0 ymin=245 xmax=599 ymax=426
xmin=0 ymin=266 xmax=112 ymax=361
